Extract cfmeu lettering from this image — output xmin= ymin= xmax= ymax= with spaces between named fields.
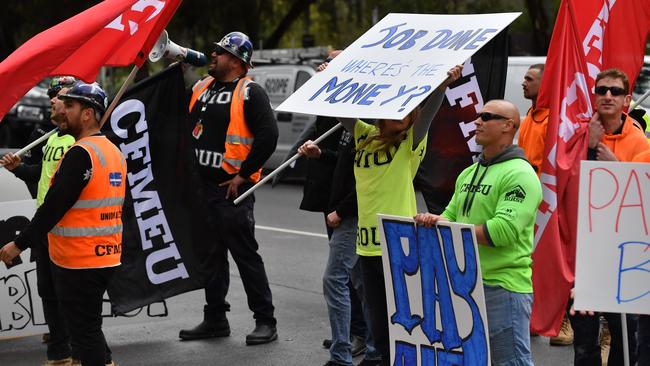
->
xmin=361 ymin=23 xmax=498 ymax=52
xmin=110 ymin=100 xmax=189 ymax=285
xmin=383 ymin=220 xmax=487 ymax=366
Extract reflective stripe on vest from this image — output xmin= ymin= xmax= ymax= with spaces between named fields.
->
xmin=48 ymin=136 xmax=126 ymax=269
xmin=189 ymin=77 xmax=214 ymax=112
xmin=189 ymin=76 xmax=263 ymax=183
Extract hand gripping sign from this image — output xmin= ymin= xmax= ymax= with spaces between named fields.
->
xmin=378 ymin=215 xmax=490 ymax=366
xmin=276 ymin=12 xmax=520 ymax=121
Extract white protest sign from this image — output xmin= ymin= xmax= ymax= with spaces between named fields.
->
xmin=276 ymin=12 xmax=520 ymax=120
xmin=574 ymin=161 xmax=650 ymax=314
xmin=0 ymin=199 xmax=167 ymax=339
xmin=378 ymin=215 xmax=490 ymax=366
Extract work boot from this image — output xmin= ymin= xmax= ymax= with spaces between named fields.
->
xmin=42 ymin=358 xmax=72 ymax=366
xmin=70 ymin=360 xmax=116 ymax=366
xmin=351 ymin=334 xmax=367 ymax=357
xmin=323 ymin=339 xmax=332 ymax=349
xmin=245 ymin=323 xmax=277 ymax=345
xmin=179 ymin=316 xmax=230 ymax=340
xmin=549 ymin=315 xmax=574 ymax=346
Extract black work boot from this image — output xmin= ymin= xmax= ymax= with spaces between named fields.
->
xmin=245 ymin=323 xmax=277 ymax=345
xmin=179 ymin=314 xmax=230 ymax=341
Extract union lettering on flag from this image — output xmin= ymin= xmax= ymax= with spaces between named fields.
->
xmin=531 ymin=0 xmax=650 ymax=336
xmin=0 ymin=0 xmax=182 ymax=121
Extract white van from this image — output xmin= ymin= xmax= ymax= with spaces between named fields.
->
xmin=248 ymin=64 xmax=317 ymax=170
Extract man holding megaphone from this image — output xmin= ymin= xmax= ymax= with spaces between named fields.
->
xmin=178 ymin=31 xmax=280 ymax=346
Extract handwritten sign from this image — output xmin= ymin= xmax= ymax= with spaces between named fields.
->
xmin=378 ymin=215 xmax=490 ymax=365
xmin=574 ymin=161 xmax=650 ymax=314
xmin=0 ymin=199 xmax=167 ymax=339
xmin=276 ymin=12 xmax=520 ymax=121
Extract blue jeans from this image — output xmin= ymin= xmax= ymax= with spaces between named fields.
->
xmin=484 ymin=285 xmax=533 ymax=366
xmin=323 ymin=217 xmax=378 ymax=365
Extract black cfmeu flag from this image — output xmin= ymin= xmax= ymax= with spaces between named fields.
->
xmin=416 ymin=30 xmax=509 ymax=214
xmin=102 ymin=63 xmax=212 ymax=314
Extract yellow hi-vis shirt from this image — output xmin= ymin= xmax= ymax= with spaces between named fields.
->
xmin=37 ymin=132 xmax=75 ymax=207
xmin=353 ymin=120 xmax=427 ymax=257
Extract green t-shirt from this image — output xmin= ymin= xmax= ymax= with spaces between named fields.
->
xmin=37 ymin=133 xmax=75 ymax=206
xmin=354 ymin=120 xmax=427 ymax=257
xmin=442 ymin=156 xmax=541 ymax=293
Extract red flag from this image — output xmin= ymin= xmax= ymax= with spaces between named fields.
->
xmin=0 ymin=0 xmax=182 ymax=121
xmin=531 ymin=0 xmax=650 ymax=336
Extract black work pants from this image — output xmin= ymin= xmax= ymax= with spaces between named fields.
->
xmin=359 ymin=256 xmax=389 ymax=366
xmin=52 ymin=264 xmax=115 ymax=366
xmin=33 ymin=237 xmax=71 ymax=360
xmin=204 ymin=184 xmax=276 ymax=325
xmin=570 ymin=312 xmax=637 ymax=366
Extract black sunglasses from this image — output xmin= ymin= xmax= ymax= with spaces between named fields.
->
xmin=594 ymin=86 xmax=627 ymax=96
xmin=478 ymin=112 xmax=509 ymax=122
xmin=213 ymin=47 xmax=227 ymax=56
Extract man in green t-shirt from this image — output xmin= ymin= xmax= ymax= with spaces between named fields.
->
xmin=0 ymin=77 xmax=77 ymax=365
xmin=415 ymin=99 xmax=542 ymax=366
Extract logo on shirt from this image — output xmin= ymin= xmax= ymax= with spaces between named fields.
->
xmin=460 ymin=183 xmax=492 ymax=195
xmin=504 ymin=185 xmax=526 ymax=203
xmin=109 ymin=172 xmax=123 ymax=187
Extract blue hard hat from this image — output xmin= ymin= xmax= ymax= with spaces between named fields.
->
xmin=215 ymin=31 xmax=254 ymax=67
xmin=47 ymin=76 xmax=77 ymax=98
xmin=58 ymin=82 xmax=108 ymax=114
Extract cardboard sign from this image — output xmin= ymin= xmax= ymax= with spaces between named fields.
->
xmin=0 ymin=199 xmax=167 ymax=339
xmin=276 ymin=12 xmax=520 ymax=120
xmin=574 ymin=161 xmax=650 ymax=314
xmin=378 ymin=215 xmax=490 ymax=365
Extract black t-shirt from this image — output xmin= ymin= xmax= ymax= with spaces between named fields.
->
xmin=189 ymin=77 xmax=278 ymax=186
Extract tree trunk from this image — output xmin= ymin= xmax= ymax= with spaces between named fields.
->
xmin=264 ymin=0 xmax=315 ymax=49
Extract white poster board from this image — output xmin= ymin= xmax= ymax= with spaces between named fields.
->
xmin=277 ymin=12 xmax=520 ymax=120
xmin=378 ymin=215 xmax=490 ymax=365
xmin=0 ymin=199 xmax=167 ymax=339
xmin=574 ymin=161 xmax=650 ymax=314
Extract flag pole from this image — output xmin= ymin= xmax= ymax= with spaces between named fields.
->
xmin=233 ymin=122 xmax=343 ymax=205
xmin=99 ymin=64 xmax=140 ymax=129
xmin=621 ymin=313 xmax=630 ymax=366
xmin=630 ymin=87 xmax=650 ymax=110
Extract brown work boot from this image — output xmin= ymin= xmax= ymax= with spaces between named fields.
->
xmin=600 ymin=320 xmax=611 ymax=366
xmin=42 ymin=357 xmax=72 ymax=366
xmin=549 ymin=316 xmax=574 ymax=346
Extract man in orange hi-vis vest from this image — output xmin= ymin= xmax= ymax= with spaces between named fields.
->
xmin=0 ymin=82 xmax=126 ymax=366
xmin=179 ymin=31 xmax=279 ymax=345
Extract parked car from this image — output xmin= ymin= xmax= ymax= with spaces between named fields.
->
xmin=0 ymin=80 xmax=51 ymax=148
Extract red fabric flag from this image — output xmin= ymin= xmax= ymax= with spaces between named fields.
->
xmin=531 ymin=0 xmax=650 ymax=336
xmin=0 ymin=0 xmax=182 ymax=121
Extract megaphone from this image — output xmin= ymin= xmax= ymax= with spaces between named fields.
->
xmin=149 ymin=30 xmax=207 ymax=67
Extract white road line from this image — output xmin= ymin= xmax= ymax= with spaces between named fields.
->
xmin=256 ymin=225 xmax=328 ymax=238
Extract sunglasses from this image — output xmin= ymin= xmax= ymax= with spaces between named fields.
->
xmin=594 ymin=86 xmax=627 ymax=96
xmin=213 ymin=47 xmax=227 ymax=56
xmin=477 ymin=112 xmax=509 ymax=122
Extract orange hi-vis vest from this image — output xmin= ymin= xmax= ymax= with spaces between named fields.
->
xmin=189 ymin=76 xmax=262 ymax=182
xmin=48 ymin=136 xmax=127 ymax=269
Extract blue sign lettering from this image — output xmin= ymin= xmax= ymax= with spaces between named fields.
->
xmin=382 ymin=220 xmax=488 ymax=365
xmin=617 ymin=241 xmax=650 ymax=304
xmin=464 ymin=28 xmax=498 ymax=50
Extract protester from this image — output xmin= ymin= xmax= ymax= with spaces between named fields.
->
xmin=179 ymin=31 xmax=279 ymax=345
xmin=415 ymin=99 xmax=541 ymax=365
xmin=569 ymin=68 xmax=648 ymax=366
xmin=0 ymin=81 xmax=124 ymax=366
xmin=587 ymin=68 xmax=650 ymax=162
xmin=517 ymin=64 xmax=549 ymax=177
xmin=517 ymin=63 xmax=575 ymax=346
xmin=334 ymin=65 xmax=461 ymax=365
xmin=0 ymin=76 xmax=77 ymax=365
